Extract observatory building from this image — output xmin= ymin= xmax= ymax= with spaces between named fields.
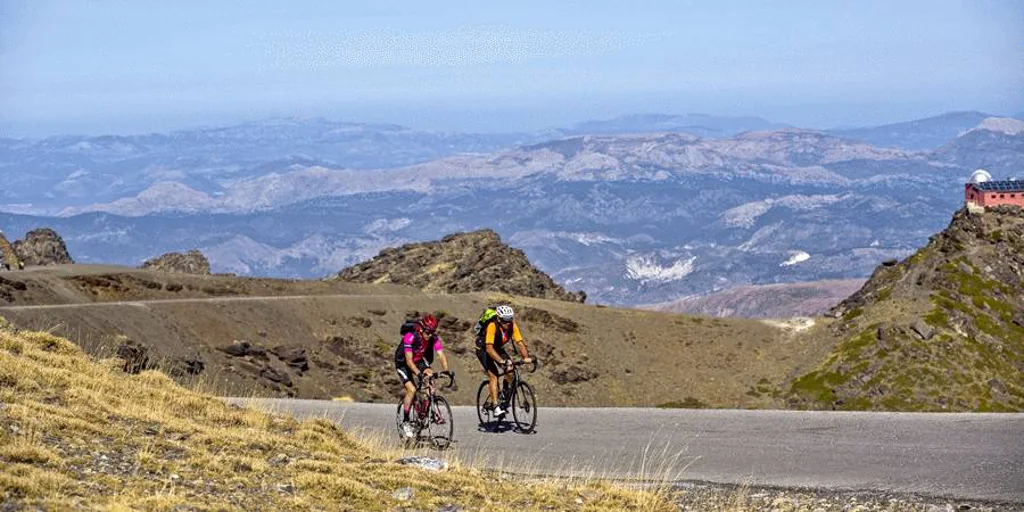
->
xmin=964 ymin=169 xmax=1024 ymax=208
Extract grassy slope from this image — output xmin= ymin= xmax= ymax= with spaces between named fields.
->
xmin=0 ymin=325 xmax=672 ymax=511
xmin=786 ymin=208 xmax=1024 ymax=411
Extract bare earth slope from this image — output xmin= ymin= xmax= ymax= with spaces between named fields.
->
xmin=1 ymin=277 xmax=800 ymax=408
xmin=787 ymin=206 xmax=1024 ymax=411
xmin=335 ymin=229 xmax=586 ymax=303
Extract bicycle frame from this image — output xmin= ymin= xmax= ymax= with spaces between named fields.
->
xmin=413 ymin=372 xmax=454 ymax=424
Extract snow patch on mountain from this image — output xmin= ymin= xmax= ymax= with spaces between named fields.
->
xmin=624 ymin=255 xmax=697 ymax=284
xmin=781 ymin=251 xmax=811 ymax=266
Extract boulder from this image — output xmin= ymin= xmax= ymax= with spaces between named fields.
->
xmin=396 ymin=456 xmax=447 ymax=472
xmin=260 ymin=366 xmax=292 ymax=387
xmin=272 ymin=346 xmax=309 ymax=372
xmin=116 ymin=339 xmax=151 ymax=374
xmin=910 ymin=320 xmax=935 ymax=341
xmin=174 ymin=353 xmax=206 ymax=376
xmin=220 ymin=340 xmax=267 ymax=359
xmin=550 ymin=365 xmax=598 ymax=385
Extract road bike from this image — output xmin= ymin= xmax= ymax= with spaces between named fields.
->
xmin=395 ymin=371 xmax=456 ymax=449
xmin=476 ymin=359 xmax=538 ymax=433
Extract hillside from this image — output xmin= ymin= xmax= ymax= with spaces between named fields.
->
xmin=0 ymin=264 xmax=811 ymax=409
xmin=0 ymin=325 xmax=672 ymax=510
xmin=787 ymin=206 xmax=1024 ymax=411
xmin=647 ymin=279 xmax=865 ymax=318
xmin=336 ymin=229 xmax=587 ymax=303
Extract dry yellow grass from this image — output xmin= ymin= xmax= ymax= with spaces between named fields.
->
xmin=0 ymin=323 xmax=677 ymax=511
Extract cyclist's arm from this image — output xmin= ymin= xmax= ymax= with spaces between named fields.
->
xmin=512 ymin=322 xmax=530 ymax=360
xmin=483 ymin=323 xmax=507 ymax=364
xmin=434 ymin=336 xmax=450 ymax=372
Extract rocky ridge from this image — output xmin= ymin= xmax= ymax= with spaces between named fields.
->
xmin=336 ymin=229 xmax=586 ymax=303
xmin=140 ymin=250 xmax=211 ymax=275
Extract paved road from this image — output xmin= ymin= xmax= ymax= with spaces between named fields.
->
xmin=231 ymin=399 xmax=1024 ymax=503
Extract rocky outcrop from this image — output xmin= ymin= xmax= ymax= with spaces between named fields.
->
xmin=12 ymin=228 xmax=74 ymax=266
xmin=792 ymin=206 xmax=1024 ymax=412
xmin=141 ymin=250 xmax=211 ymax=275
xmin=336 ymin=230 xmax=586 ymax=303
xmin=0 ymin=231 xmax=20 ymax=270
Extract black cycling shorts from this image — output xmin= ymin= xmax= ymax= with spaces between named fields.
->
xmin=476 ymin=345 xmax=508 ymax=376
xmin=395 ymin=359 xmax=430 ymax=385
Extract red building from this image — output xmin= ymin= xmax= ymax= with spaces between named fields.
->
xmin=965 ymin=180 xmax=1024 ymax=208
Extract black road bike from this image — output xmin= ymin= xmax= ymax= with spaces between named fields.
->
xmin=395 ymin=371 xmax=456 ymax=449
xmin=476 ymin=360 xmax=539 ymax=433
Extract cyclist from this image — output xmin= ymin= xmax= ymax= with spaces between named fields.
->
xmin=476 ymin=305 xmax=532 ymax=417
xmin=394 ymin=314 xmax=451 ymax=438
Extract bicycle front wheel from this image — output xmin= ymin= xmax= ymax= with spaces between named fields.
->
xmin=428 ymin=396 xmax=455 ymax=449
xmin=511 ymin=381 xmax=537 ymax=433
xmin=395 ymin=401 xmax=407 ymax=438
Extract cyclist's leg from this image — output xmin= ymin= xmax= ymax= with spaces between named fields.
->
xmin=417 ymin=360 xmax=433 ymax=392
xmin=396 ymin=364 xmax=416 ymax=421
xmin=478 ymin=347 xmax=501 ymax=405
xmin=499 ymin=346 xmax=513 ymax=393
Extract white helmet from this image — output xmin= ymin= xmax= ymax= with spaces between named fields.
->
xmin=495 ymin=305 xmax=515 ymax=322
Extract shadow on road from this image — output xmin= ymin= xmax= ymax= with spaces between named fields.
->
xmin=477 ymin=420 xmax=537 ymax=435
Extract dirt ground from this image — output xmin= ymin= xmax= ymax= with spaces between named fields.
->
xmin=0 ymin=265 xmax=833 ymax=408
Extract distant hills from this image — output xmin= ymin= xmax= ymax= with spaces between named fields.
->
xmin=563 ymin=113 xmax=786 ymax=138
xmin=829 ymin=111 xmax=993 ymax=150
xmin=2 ymin=111 xmax=1022 ymax=308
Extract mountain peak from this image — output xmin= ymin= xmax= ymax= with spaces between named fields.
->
xmin=970 ymin=117 xmax=1024 ymax=136
xmin=335 ymin=229 xmax=586 ymax=303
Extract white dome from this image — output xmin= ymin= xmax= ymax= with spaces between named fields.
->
xmin=970 ymin=169 xmax=992 ymax=183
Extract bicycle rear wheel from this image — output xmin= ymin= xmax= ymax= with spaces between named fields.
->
xmin=511 ymin=380 xmax=537 ymax=433
xmin=476 ymin=380 xmax=494 ymax=426
xmin=427 ymin=396 xmax=455 ymax=449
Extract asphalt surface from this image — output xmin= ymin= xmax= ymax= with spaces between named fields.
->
xmin=231 ymin=399 xmax=1024 ymax=503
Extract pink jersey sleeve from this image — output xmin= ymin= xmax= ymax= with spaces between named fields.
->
xmin=402 ymin=332 xmax=415 ymax=353
xmin=433 ymin=335 xmax=444 ymax=352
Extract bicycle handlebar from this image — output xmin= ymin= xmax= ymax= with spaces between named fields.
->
xmin=498 ymin=359 xmax=539 ymax=376
xmin=418 ymin=370 xmax=456 ymax=389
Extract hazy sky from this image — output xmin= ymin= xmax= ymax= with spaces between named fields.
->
xmin=1 ymin=0 xmax=1022 ymax=136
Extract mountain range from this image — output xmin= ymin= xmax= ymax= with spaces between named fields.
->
xmin=1 ymin=111 xmax=1022 ymax=308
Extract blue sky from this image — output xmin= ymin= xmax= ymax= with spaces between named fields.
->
xmin=1 ymin=0 xmax=1021 ymax=136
